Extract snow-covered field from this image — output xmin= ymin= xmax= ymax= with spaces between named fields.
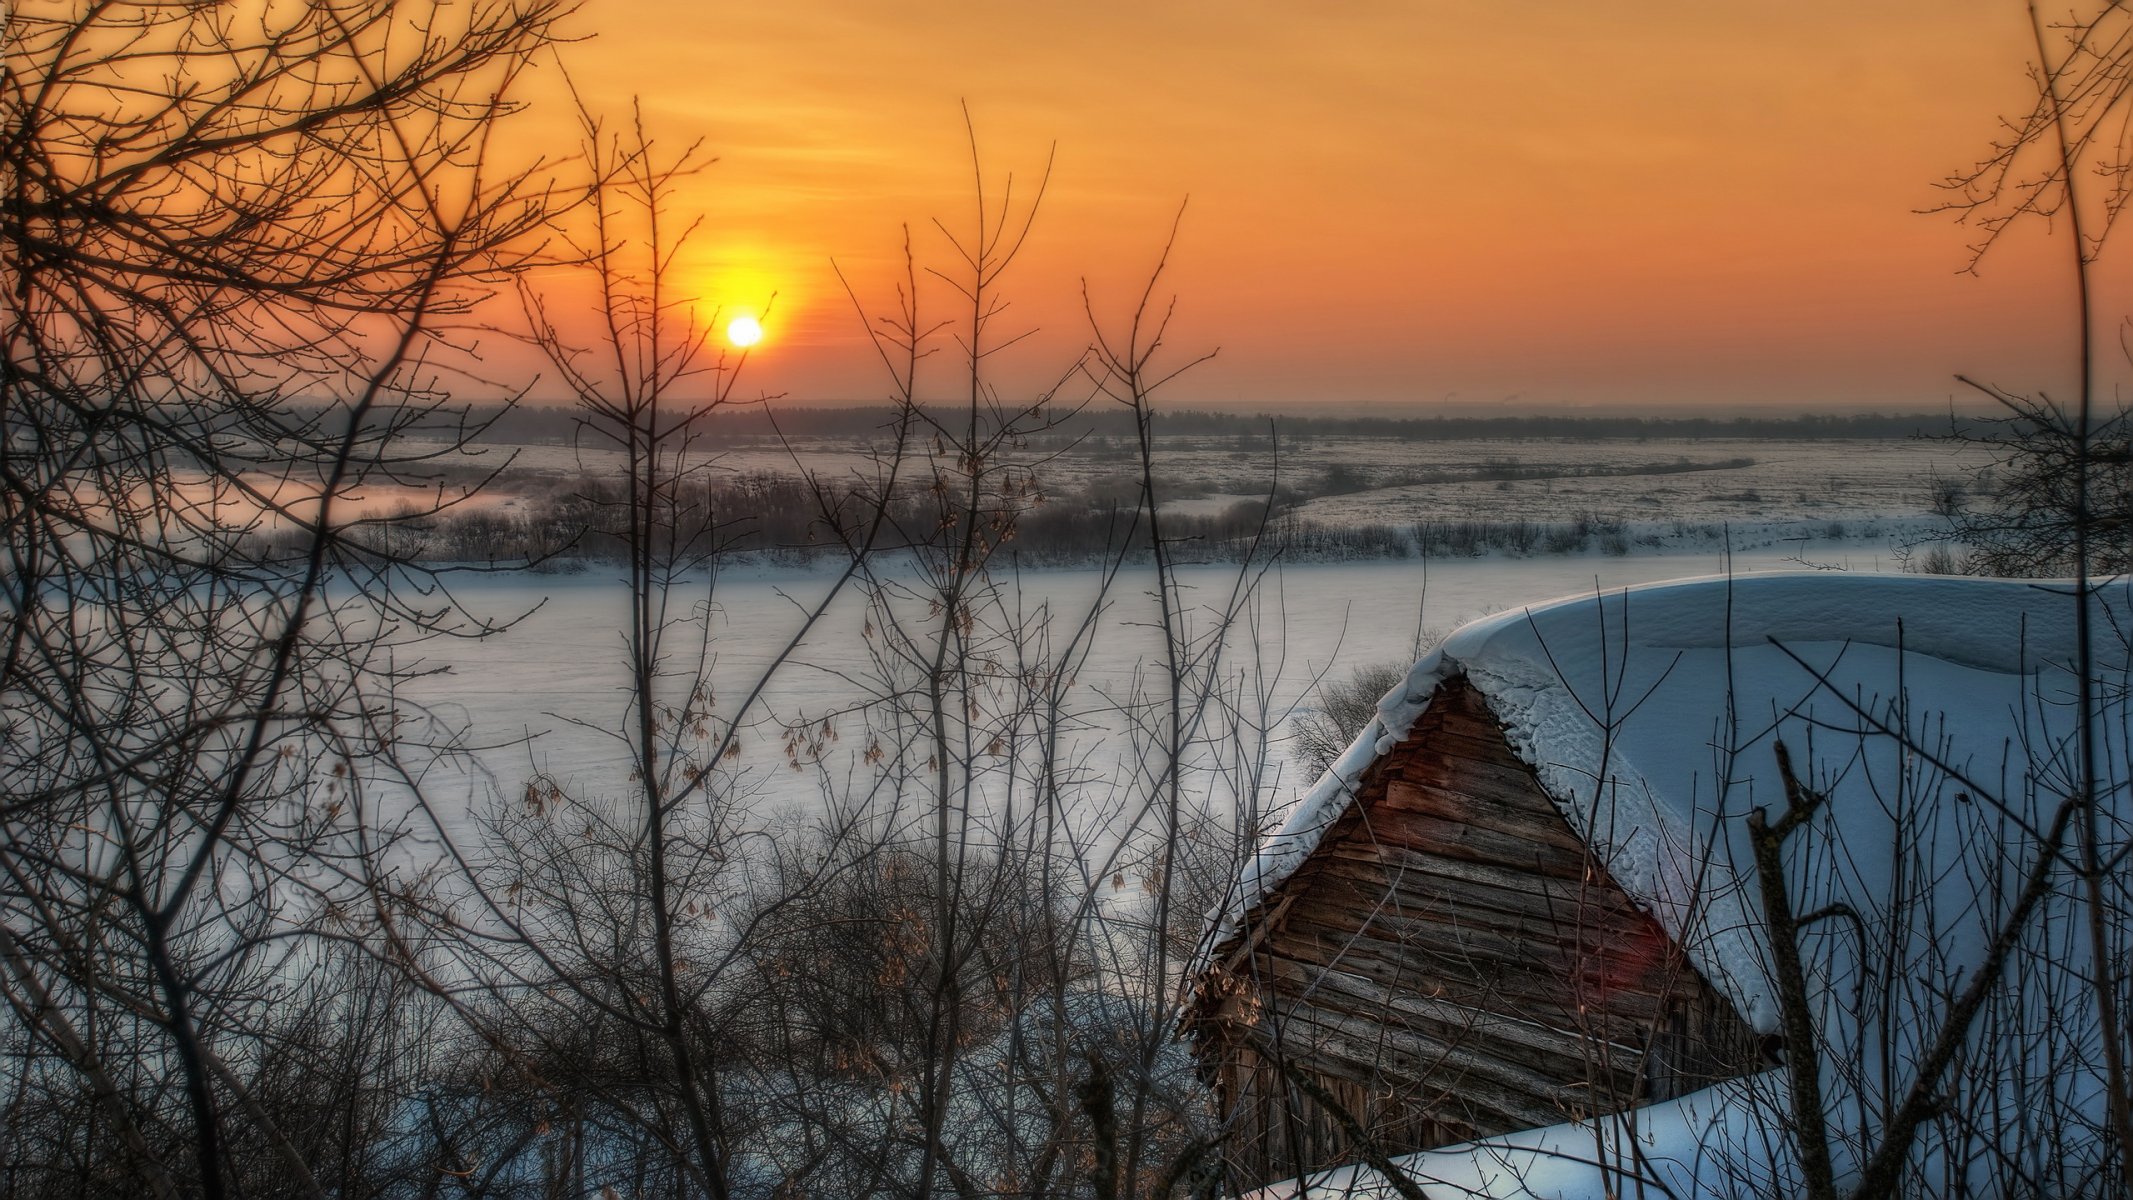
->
xmin=410 ymin=434 xmax=1988 ymax=533
xmin=1279 ymin=436 xmax=1975 ymax=526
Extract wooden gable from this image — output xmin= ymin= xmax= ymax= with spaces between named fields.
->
xmin=1190 ymin=674 xmax=1762 ymax=1188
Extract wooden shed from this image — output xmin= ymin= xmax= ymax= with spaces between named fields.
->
xmin=1189 ymin=573 xmax=2133 ymax=1196
xmin=1187 ymin=674 xmax=1762 ymax=1187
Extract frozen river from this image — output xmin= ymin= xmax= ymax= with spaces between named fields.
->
xmin=383 ymin=545 xmax=1864 ymax=844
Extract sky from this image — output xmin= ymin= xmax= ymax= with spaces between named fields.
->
xmin=510 ymin=1 xmax=2107 ymax=414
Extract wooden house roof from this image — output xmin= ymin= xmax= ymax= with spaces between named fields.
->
xmin=1211 ymin=571 xmax=2119 ymax=1029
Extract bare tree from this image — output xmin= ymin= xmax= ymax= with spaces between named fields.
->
xmin=0 ymin=0 xmax=572 ymax=1194
xmin=1928 ymin=1 xmax=2133 ymax=582
xmin=733 ymin=124 xmax=1262 ymax=1198
xmin=396 ymin=101 xmax=927 ymax=1198
xmin=1932 ymin=4 xmax=2133 ymax=1183
xmin=1289 ymin=662 xmax=1414 ymax=783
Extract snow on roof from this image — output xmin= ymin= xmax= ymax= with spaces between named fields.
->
xmin=1216 ymin=571 xmax=2106 ymax=1024
xmin=1215 ymin=570 xmax=2132 ymax=1197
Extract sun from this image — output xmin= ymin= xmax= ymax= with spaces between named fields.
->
xmin=726 ymin=314 xmax=763 ymax=348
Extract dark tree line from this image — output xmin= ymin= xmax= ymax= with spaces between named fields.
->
xmin=424 ymin=405 xmax=1971 ymax=447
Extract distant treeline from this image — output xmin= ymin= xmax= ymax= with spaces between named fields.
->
xmin=309 ymin=471 xmax=1789 ymax=571
xmin=413 ymin=405 xmax=1971 ymax=446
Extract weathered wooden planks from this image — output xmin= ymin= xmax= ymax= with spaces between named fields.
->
xmin=1189 ymin=673 xmax=1764 ymax=1189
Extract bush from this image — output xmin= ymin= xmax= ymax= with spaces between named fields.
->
xmin=1290 ymin=662 xmax=1413 ymax=781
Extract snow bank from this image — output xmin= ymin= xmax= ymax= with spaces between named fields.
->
xmin=1244 ymin=1072 xmax=1801 ymax=1200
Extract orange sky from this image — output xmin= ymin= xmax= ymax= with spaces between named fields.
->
xmin=513 ymin=0 xmax=2104 ymax=413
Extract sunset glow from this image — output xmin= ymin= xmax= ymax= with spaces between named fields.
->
xmin=727 ymin=315 xmax=763 ymax=349
xmin=515 ymin=2 xmax=2089 ymax=412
